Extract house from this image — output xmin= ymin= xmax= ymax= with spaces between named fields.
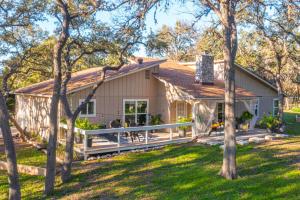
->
xmin=14 ymin=53 xmax=278 ymax=137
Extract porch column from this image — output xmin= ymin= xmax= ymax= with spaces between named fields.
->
xmin=194 ymin=100 xmax=217 ymax=136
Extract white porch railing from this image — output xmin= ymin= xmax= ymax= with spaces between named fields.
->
xmin=60 ymin=122 xmax=196 ymax=160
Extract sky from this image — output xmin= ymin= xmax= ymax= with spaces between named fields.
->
xmin=39 ymin=2 xmax=211 ymax=57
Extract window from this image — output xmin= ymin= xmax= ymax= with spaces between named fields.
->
xmin=176 ymin=101 xmax=187 ymax=119
xmin=124 ymin=99 xmax=148 ymax=126
xmin=217 ymin=103 xmax=225 ymax=122
xmin=79 ymin=99 xmax=96 ymax=117
xmin=273 ymin=99 xmax=279 ymax=116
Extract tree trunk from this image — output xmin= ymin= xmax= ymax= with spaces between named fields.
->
xmin=61 ymin=118 xmax=75 ymax=183
xmin=44 ymin=1 xmax=70 ymax=194
xmin=0 ymin=91 xmax=21 ymax=200
xmin=275 ymin=76 xmax=284 ymax=121
xmin=219 ymin=1 xmax=237 ymax=180
xmin=9 ymin=116 xmax=27 ymax=142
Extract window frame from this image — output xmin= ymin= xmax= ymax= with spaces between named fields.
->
xmin=79 ymin=99 xmax=96 ymax=117
xmin=273 ymin=98 xmax=279 ymax=116
xmin=123 ymin=99 xmax=149 ymax=126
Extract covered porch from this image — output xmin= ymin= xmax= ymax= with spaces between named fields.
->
xmin=170 ymin=97 xmax=260 ymax=136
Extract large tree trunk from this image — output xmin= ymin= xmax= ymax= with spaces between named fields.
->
xmin=0 ymin=91 xmax=21 ymax=200
xmin=61 ymin=118 xmax=75 ymax=183
xmin=219 ymin=1 xmax=237 ymax=180
xmin=9 ymin=116 xmax=27 ymax=142
xmin=275 ymin=75 xmax=284 ymax=121
xmin=44 ymin=0 xmax=70 ymax=194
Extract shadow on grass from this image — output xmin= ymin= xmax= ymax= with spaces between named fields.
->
xmin=48 ymin=142 xmax=300 ymax=200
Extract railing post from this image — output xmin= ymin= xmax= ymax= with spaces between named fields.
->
xmin=192 ymin=122 xmax=196 ymax=139
xmin=117 ymin=132 xmax=120 ymax=154
xmin=83 ymin=132 xmax=88 ymax=160
xmin=145 ymin=130 xmax=148 ymax=149
xmin=169 ymin=128 xmax=173 ymax=141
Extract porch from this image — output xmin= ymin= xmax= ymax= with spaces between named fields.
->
xmin=60 ymin=122 xmax=195 ymax=160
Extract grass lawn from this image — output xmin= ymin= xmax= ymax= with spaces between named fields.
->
xmin=1 ymin=136 xmax=300 ymax=200
xmin=0 ymin=139 xmax=46 ymax=167
xmin=284 ymin=110 xmax=300 ymax=135
xmin=0 ymin=112 xmax=299 ymax=200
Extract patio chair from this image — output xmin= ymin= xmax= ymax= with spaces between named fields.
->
xmin=128 ymin=122 xmax=141 ymax=143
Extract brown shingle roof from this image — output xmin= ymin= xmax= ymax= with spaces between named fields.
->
xmin=156 ymin=60 xmax=256 ymax=99
xmin=15 ymin=60 xmax=165 ymax=96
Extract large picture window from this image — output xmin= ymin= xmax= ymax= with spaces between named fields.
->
xmin=124 ymin=99 xmax=148 ymax=126
xmin=79 ymin=99 xmax=96 ymax=117
xmin=273 ymin=99 xmax=279 ymax=116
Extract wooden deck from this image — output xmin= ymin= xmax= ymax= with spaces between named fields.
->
xmin=73 ymin=131 xmax=193 ymax=155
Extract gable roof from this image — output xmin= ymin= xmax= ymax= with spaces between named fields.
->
xmin=155 ymin=60 xmax=257 ymax=99
xmin=15 ymin=60 xmax=165 ymax=96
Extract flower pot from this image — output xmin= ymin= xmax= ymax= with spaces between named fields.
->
xmin=87 ymin=138 xmax=93 ymax=147
xmin=239 ymin=122 xmax=249 ymax=132
xmin=179 ymin=129 xmax=186 ymax=138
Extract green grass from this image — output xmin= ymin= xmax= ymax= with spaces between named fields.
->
xmin=0 ymin=111 xmax=299 ymax=199
xmin=284 ymin=110 xmax=300 ymax=135
xmin=0 ymin=144 xmax=46 ymax=167
xmin=1 ymin=137 xmax=300 ymax=200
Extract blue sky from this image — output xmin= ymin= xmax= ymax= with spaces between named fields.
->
xmin=39 ymin=2 xmax=211 ymax=57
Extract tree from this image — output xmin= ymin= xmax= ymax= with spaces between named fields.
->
xmin=194 ymin=0 xmax=252 ymax=179
xmin=0 ymin=1 xmax=46 ymax=199
xmin=44 ymin=0 xmax=157 ymax=193
xmin=245 ymin=0 xmax=299 ymax=121
xmin=147 ymin=21 xmax=198 ymax=61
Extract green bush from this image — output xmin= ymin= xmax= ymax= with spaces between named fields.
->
xmin=258 ymin=114 xmax=281 ymax=132
xmin=150 ymin=114 xmax=164 ymax=125
xmin=237 ymin=111 xmax=253 ymax=125
xmin=177 ymin=116 xmax=192 ymax=131
xmin=291 ymin=107 xmax=300 ymax=113
xmin=75 ymin=118 xmax=103 ymax=130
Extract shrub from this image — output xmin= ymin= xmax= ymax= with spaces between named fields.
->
xmin=75 ymin=118 xmax=102 ymax=130
xmin=238 ymin=111 xmax=254 ymax=124
xmin=258 ymin=114 xmax=281 ymax=132
xmin=291 ymin=107 xmax=300 ymax=113
xmin=150 ymin=114 xmax=164 ymax=125
xmin=177 ymin=116 xmax=192 ymax=131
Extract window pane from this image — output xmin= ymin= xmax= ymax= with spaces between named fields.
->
xmin=87 ymin=101 xmax=94 ymax=114
xmin=125 ymin=101 xmax=136 ymax=114
xmin=125 ymin=115 xmax=135 ymax=126
xmin=137 ymin=101 xmax=147 ymax=113
xmin=274 ymin=100 xmax=279 ymax=108
xmin=137 ymin=114 xmax=147 ymax=125
xmin=81 ymin=103 xmax=87 ymax=115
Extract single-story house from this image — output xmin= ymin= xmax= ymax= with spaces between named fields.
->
xmin=14 ymin=53 xmax=278 ymax=137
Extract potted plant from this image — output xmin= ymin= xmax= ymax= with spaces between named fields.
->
xmin=150 ymin=114 xmax=163 ymax=132
xmin=238 ymin=111 xmax=254 ymax=132
xmin=258 ymin=114 xmax=281 ymax=133
xmin=177 ymin=116 xmax=192 ymax=137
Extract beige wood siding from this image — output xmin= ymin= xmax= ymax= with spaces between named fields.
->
xmin=69 ymin=67 xmax=165 ymax=126
xmin=235 ymin=68 xmax=277 ymax=116
xmin=15 ymin=95 xmax=51 ymax=134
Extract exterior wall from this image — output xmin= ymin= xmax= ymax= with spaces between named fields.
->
xmin=235 ymin=68 xmax=278 ymax=117
xmin=15 ymin=94 xmax=51 ymax=136
xmin=68 ymin=66 xmax=165 ymax=126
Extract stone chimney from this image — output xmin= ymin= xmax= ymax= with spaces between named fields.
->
xmin=195 ymin=51 xmax=214 ymax=85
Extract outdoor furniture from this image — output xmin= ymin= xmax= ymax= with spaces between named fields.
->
xmin=127 ymin=122 xmax=141 ymax=143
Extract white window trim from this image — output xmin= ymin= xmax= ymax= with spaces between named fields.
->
xmin=123 ymin=99 xmax=149 ymax=125
xmin=273 ymin=98 xmax=279 ymax=116
xmin=176 ymin=101 xmax=187 ymax=120
xmin=79 ymin=99 xmax=96 ymax=117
